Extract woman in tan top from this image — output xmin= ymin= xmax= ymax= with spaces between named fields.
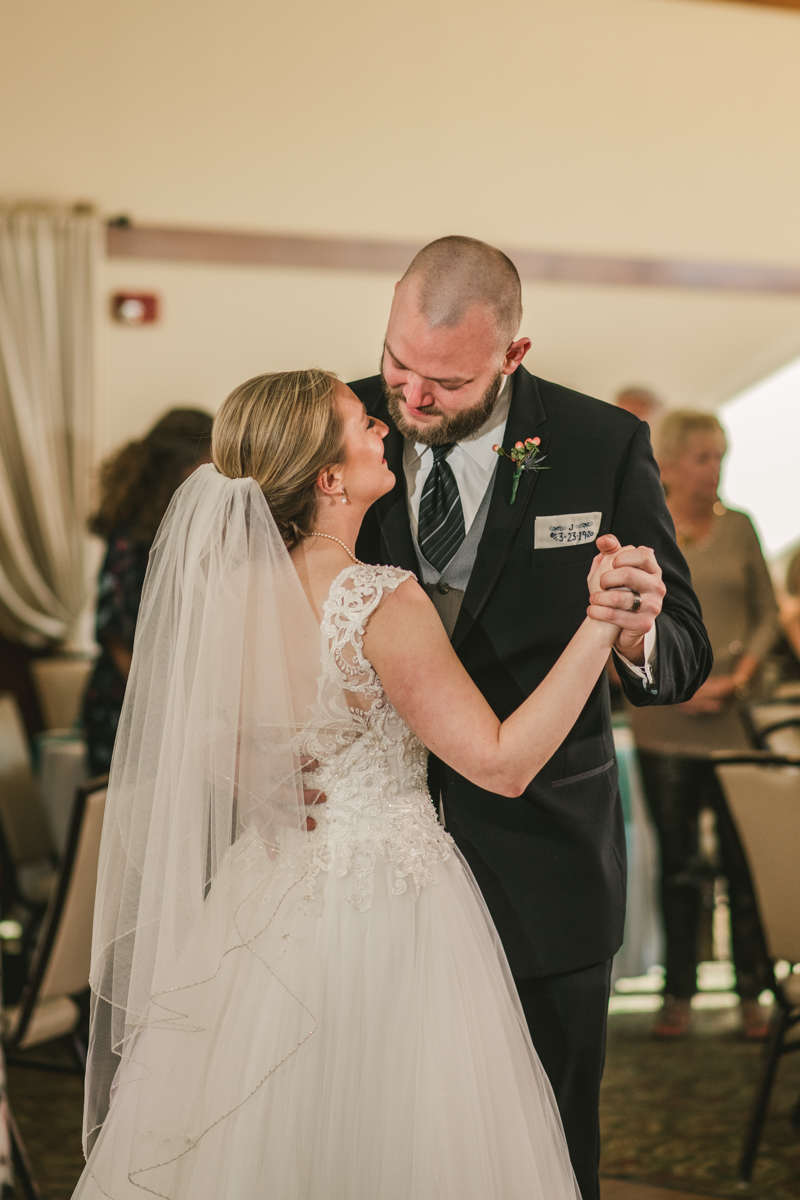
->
xmin=629 ymin=411 xmax=779 ymax=1039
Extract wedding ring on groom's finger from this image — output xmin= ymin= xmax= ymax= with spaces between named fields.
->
xmin=629 ymin=590 xmax=642 ymax=613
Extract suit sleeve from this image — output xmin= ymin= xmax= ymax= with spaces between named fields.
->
xmin=611 ymin=421 xmax=712 ymax=707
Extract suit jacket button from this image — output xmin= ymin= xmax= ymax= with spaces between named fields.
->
xmin=436 ymin=582 xmax=451 ymax=594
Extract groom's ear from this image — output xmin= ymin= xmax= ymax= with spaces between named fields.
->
xmin=503 ymin=337 xmax=531 ymax=373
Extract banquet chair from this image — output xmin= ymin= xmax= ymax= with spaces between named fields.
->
xmin=36 ymin=729 xmax=89 ymax=854
xmin=0 ymin=693 xmax=56 ymax=908
xmin=713 ymin=752 xmax=800 ymax=1183
xmin=7 ymin=1100 xmax=43 ymax=1199
xmin=0 ymin=963 xmax=43 ymax=1199
xmin=752 ymin=716 xmax=800 ymax=757
xmin=3 ymin=779 xmax=107 ymax=1073
xmin=774 ymin=680 xmax=800 ymax=701
xmin=744 ymin=699 xmax=800 ymax=752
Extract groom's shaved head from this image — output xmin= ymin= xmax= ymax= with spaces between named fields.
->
xmin=399 ymin=236 xmax=522 ymax=347
xmin=382 ymin=235 xmax=530 ymax=445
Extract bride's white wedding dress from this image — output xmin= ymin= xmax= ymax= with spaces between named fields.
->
xmin=74 ymin=563 xmax=579 ymax=1200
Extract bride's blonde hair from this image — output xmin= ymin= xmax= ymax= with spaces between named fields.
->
xmin=212 ymin=369 xmax=344 ymax=547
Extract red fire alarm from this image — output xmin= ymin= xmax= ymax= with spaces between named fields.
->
xmin=111 ymin=293 xmax=159 ymax=326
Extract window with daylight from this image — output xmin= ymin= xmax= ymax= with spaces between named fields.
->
xmin=719 ymin=354 xmax=800 ymax=559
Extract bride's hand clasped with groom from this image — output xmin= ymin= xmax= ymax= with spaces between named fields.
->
xmin=588 ymin=533 xmax=667 ymax=666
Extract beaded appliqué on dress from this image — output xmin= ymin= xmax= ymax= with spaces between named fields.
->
xmin=298 ymin=564 xmax=452 ymax=912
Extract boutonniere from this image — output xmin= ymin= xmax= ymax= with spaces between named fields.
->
xmin=492 ymin=437 xmax=549 ymax=504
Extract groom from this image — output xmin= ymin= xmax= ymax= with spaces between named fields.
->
xmin=351 ymin=236 xmax=711 ymax=1200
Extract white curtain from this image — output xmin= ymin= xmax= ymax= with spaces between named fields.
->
xmin=0 ymin=205 xmax=99 ymax=645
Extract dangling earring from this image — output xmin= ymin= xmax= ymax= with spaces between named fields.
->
xmin=341 ymin=488 xmax=348 ymax=505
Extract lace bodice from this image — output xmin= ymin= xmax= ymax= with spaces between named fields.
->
xmin=298 ymin=564 xmax=452 ymax=911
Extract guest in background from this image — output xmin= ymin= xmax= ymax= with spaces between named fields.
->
xmin=629 ymin=410 xmax=779 ymax=1040
xmin=779 ymin=546 xmax=800 ymax=664
xmin=614 ymin=385 xmax=665 ymax=432
xmin=82 ymin=409 xmax=213 ymax=775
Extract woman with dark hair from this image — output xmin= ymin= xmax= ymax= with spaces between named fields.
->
xmin=82 ymin=408 xmax=213 ymax=774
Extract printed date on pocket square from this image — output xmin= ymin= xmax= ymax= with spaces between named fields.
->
xmin=534 ymin=512 xmax=602 ymax=549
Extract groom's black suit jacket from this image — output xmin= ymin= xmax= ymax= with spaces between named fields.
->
xmin=351 ymin=367 xmax=712 ymax=978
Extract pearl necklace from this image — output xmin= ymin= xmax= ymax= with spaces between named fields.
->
xmin=308 ymin=532 xmax=363 ymax=564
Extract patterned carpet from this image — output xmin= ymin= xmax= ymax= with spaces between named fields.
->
xmin=4 ymin=1007 xmax=800 ymax=1198
xmin=600 ymin=1007 xmax=800 ymax=1198
xmin=602 ymin=1184 xmax=714 ymax=1199
xmin=6 ymin=1053 xmax=84 ymax=1199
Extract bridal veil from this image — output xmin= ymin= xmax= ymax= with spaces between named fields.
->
xmin=83 ymin=464 xmax=322 ymax=1159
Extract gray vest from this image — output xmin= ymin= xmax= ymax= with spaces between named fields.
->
xmin=410 ymin=464 xmax=497 ymax=639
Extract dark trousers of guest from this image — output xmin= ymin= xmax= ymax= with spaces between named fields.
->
xmin=515 ymin=959 xmax=612 ymax=1200
xmin=638 ymin=752 xmax=771 ymax=1000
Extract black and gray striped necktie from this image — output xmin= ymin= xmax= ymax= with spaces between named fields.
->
xmin=417 ymin=444 xmax=466 ymax=572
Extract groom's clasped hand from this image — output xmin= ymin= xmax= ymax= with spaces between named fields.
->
xmin=588 ymin=533 xmax=666 ymax=664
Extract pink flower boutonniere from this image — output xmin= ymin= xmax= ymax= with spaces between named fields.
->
xmin=492 ymin=438 xmax=549 ymax=505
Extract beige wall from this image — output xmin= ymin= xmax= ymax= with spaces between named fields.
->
xmin=101 ymin=257 xmax=800 ymax=452
xmin=99 ymin=259 xmax=395 ymax=449
xmin=3 ymin=0 xmax=800 ymax=451
xmin=4 ymin=0 xmax=800 ymax=258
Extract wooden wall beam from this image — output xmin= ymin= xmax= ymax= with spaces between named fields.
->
xmin=696 ymin=0 xmax=800 ymax=11
xmin=106 ymin=223 xmax=800 ymax=295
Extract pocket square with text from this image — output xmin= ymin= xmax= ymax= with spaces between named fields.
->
xmin=534 ymin=512 xmax=602 ymax=549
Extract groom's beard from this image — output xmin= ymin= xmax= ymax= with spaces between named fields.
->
xmin=381 ymin=367 xmax=504 ymax=447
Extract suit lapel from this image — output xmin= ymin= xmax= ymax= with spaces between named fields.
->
xmin=372 ymin=395 xmax=418 ymax=573
xmin=452 ymin=367 xmax=548 ymax=650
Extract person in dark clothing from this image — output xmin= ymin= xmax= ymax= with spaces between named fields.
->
xmin=350 ymin=235 xmax=711 ymax=1200
xmin=82 ymin=408 xmax=213 ymax=774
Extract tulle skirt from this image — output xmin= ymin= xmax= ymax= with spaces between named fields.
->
xmin=73 ymin=840 xmax=579 ymax=1200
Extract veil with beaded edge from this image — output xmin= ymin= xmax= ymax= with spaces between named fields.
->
xmin=83 ymin=463 xmax=323 ymax=1168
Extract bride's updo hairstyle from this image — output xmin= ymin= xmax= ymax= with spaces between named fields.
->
xmin=212 ymin=368 xmax=344 ymax=547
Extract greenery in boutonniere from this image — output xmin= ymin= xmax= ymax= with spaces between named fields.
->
xmin=492 ymin=438 xmax=549 ymax=505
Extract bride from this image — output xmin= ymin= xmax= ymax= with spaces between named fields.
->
xmin=74 ymin=368 xmax=619 ymax=1200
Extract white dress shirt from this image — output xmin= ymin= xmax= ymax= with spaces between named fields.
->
xmin=404 ymin=376 xmax=513 ymax=536
xmin=401 ymin=373 xmax=656 ymax=684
